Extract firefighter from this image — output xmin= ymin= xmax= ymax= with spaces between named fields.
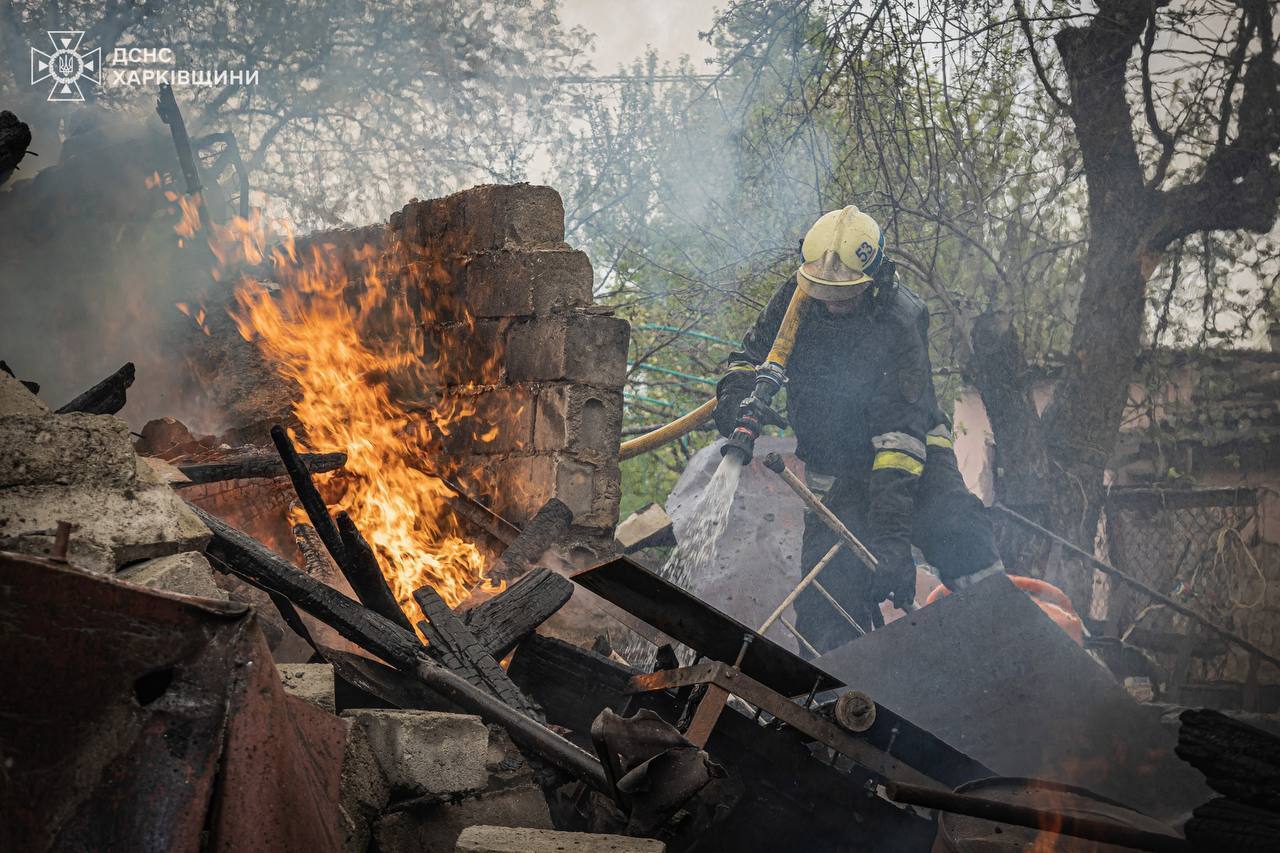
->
xmin=715 ymin=206 xmax=1005 ymax=654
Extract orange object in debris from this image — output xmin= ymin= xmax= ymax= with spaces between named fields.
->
xmin=926 ymin=575 xmax=1084 ymax=646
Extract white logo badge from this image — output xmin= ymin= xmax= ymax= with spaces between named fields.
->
xmin=31 ymin=31 xmax=101 ymax=102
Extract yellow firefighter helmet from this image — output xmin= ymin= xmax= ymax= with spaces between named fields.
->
xmin=797 ymin=206 xmax=886 ymax=301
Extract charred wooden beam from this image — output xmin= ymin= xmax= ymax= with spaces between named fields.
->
xmin=189 ymin=502 xmax=606 ymax=790
xmin=270 ymin=425 xmax=345 ymax=566
xmin=488 ymin=497 xmax=574 ymax=581
xmin=1186 ymin=797 xmax=1280 ymax=852
xmin=412 ymin=583 xmax=541 ymax=719
xmin=56 ymin=362 xmax=135 ymax=415
xmin=465 ymin=567 xmax=574 ymax=659
xmin=194 ymin=502 xmax=419 ymax=667
xmin=508 ymin=633 xmax=640 ymax=742
xmin=1178 ymin=709 xmax=1280 ymax=812
xmin=175 ymin=451 xmax=346 ymax=486
xmin=335 ymin=511 xmax=416 ymax=634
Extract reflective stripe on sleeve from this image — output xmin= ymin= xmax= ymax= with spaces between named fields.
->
xmin=926 ymin=424 xmax=954 ymax=449
xmin=872 ymin=450 xmax=924 ymax=476
xmin=871 ymin=431 xmax=926 ymax=461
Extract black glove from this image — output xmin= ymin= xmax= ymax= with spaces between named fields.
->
xmin=713 ymin=364 xmax=756 ymax=438
xmin=870 ymin=550 xmax=917 ymax=610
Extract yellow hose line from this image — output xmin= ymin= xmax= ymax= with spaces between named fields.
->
xmin=619 ymin=288 xmax=809 ymax=460
xmin=619 ymin=398 xmax=717 ymax=460
xmin=765 ymin=288 xmax=809 ymax=366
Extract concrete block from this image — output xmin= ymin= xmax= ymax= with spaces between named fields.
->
xmin=0 ymin=371 xmax=49 ymax=416
xmin=456 ymin=826 xmax=665 ymax=853
xmin=340 ymin=716 xmax=392 ymax=853
xmin=440 ymin=386 xmax=535 ymax=456
xmin=343 ymin=709 xmax=488 ymax=797
xmin=392 ymin=185 xmax=566 ymax=254
xmin=534 ymin=385 xmax=623 ymax=461
xmin=0 ymin=412 xmax=137 ymax=488
xmin=615 ymin=503 xmax=675 ymax=553
xmin=424 ymin=320 xmax=507 ymax=387
xmin=276 ymin=663 xmax=337 ymax=713
xmin=504 ymin=310 xmax=629 ymax=387
xmin=372 ymin=785 xmax=553 ymax=853
xmin=118 ymin=550 xmax=228 ymax=600
xmin=463 ymin=249 xmax=593 ymax=318
xmin=0 ymin=482 xmax=211 ymax=570
xmin=483 ymin=454 xmax=620 ymax=529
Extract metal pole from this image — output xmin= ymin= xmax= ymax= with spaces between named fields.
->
xmin=763 ymin=453 xmax=879 ymax=571
xmin=992 ymin=503 xmax=1280 ymax=672
xmin=759 ymin=542 xmax=841 ymax=633
xmin=884 ymin=782 xmax=1189 ymax=853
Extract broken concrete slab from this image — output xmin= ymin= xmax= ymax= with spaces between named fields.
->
xmin=0 ymin=482 xmax=211 ymax=571
xmin=0 ymin=370 xmax=50 ymax=416
xmin=277 ymin=663 xmax=337 ymax=714
xmin=343 ymin=709 xmax=489 ymax=798
xmin=118 ymin=550 xmax=227 ymax=601
xmin=0 ymin=412 xmax=137 ymax=488
xmin=455 ymin=826 xmax=665 ymax=853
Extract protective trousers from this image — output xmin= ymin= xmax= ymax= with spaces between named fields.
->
xmin=792 ymin=445 xmax=1002 ymax=655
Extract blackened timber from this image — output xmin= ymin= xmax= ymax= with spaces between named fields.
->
xmin=412 ymin=583 xmax=541 ymax=719
xmin=271 ymin=425 xmax=346 ymax=566
xmin=509 ymin=633 xmax=639 ymax=740
xmin=488 ymin=498 xmax=573 ymax=581
xmin=1186 ymin=798 xmax=1280 ymax=852
xmin=294 ymin=521 xmax=336 ymax=579
xmin=176 ymin=451 xmax=346 ymax=485
xmin=191 ymin=502 xmax=420 ymax=668
xmin=188 ymin=502 xmax=607 ymax=791
xmin=465 ymin=567 xmax=574 ymax=658
xmin=56 ymin=362 xmax=135 ymax=415
xmin=335 ymin=511 xmax=416 ymax=634
xmin=1178 ymin=709 xmax=1280 ymax=811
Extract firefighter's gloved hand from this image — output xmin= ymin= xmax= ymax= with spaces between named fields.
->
xmin=870 ymin=552 xmax=917 ymax=610
xmin=714 ymin=365 xmax=756 ymax=438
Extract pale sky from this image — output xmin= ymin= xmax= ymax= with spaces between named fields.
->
xmin=559 ymin=0 xmax=720 ymax=70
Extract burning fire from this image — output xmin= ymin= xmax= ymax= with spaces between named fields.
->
xmin=171 ymin=195 xmax=511 ymax=620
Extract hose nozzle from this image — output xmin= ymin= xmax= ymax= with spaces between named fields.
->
xmin=720 ymin=362 xmax=788 ymax=464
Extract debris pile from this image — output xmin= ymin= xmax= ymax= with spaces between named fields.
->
xmin=4 ymin=183 xmax=1278 ymax=853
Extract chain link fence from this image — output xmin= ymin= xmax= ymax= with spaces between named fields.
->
xmin=1103 ymin=487 xmax=1270 ymax=687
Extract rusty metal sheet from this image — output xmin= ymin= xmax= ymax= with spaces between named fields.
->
xmin=210 ymin=626 xmax=346 ymax=852
xmin=571 ymin=555 xmax=841 ymax=696
xmin=0 ymin=551 xmax=344 ymax=852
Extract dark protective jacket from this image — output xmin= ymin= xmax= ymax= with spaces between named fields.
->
xmin=731 ymin=269 xmax=949 ymax=570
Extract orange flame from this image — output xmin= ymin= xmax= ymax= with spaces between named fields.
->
xmin=179 ymin=201 xmax=507 ymax=620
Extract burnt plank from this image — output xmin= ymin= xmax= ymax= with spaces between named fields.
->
xmin=191 ymin=502 xmax=421 ymax=669
xmin=56 ymin=362 xmax=134 ymax=415
xmin=508 ymin=633 xmax=637 ymax=739
xmin=488 ymin=497 xmax=573 ymax=580
xmin=271 ymin=424 xmax=346 ymax=566
xmin=465 ymin=567 xmax=573 ymax=658
xmin=412 ymin=583 xmax=541 ymax=719
xmin=335 ymin=511 xmax=416 ymax=634
xmin=176 ymin=451 xmax=346 ymax=485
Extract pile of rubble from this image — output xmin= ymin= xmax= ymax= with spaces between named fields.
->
xmin=7 ymin=183 xmax=1280 ymax=853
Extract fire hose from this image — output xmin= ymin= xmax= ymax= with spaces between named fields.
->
xmin=618 ymin=288 xmax=810 ymax=461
